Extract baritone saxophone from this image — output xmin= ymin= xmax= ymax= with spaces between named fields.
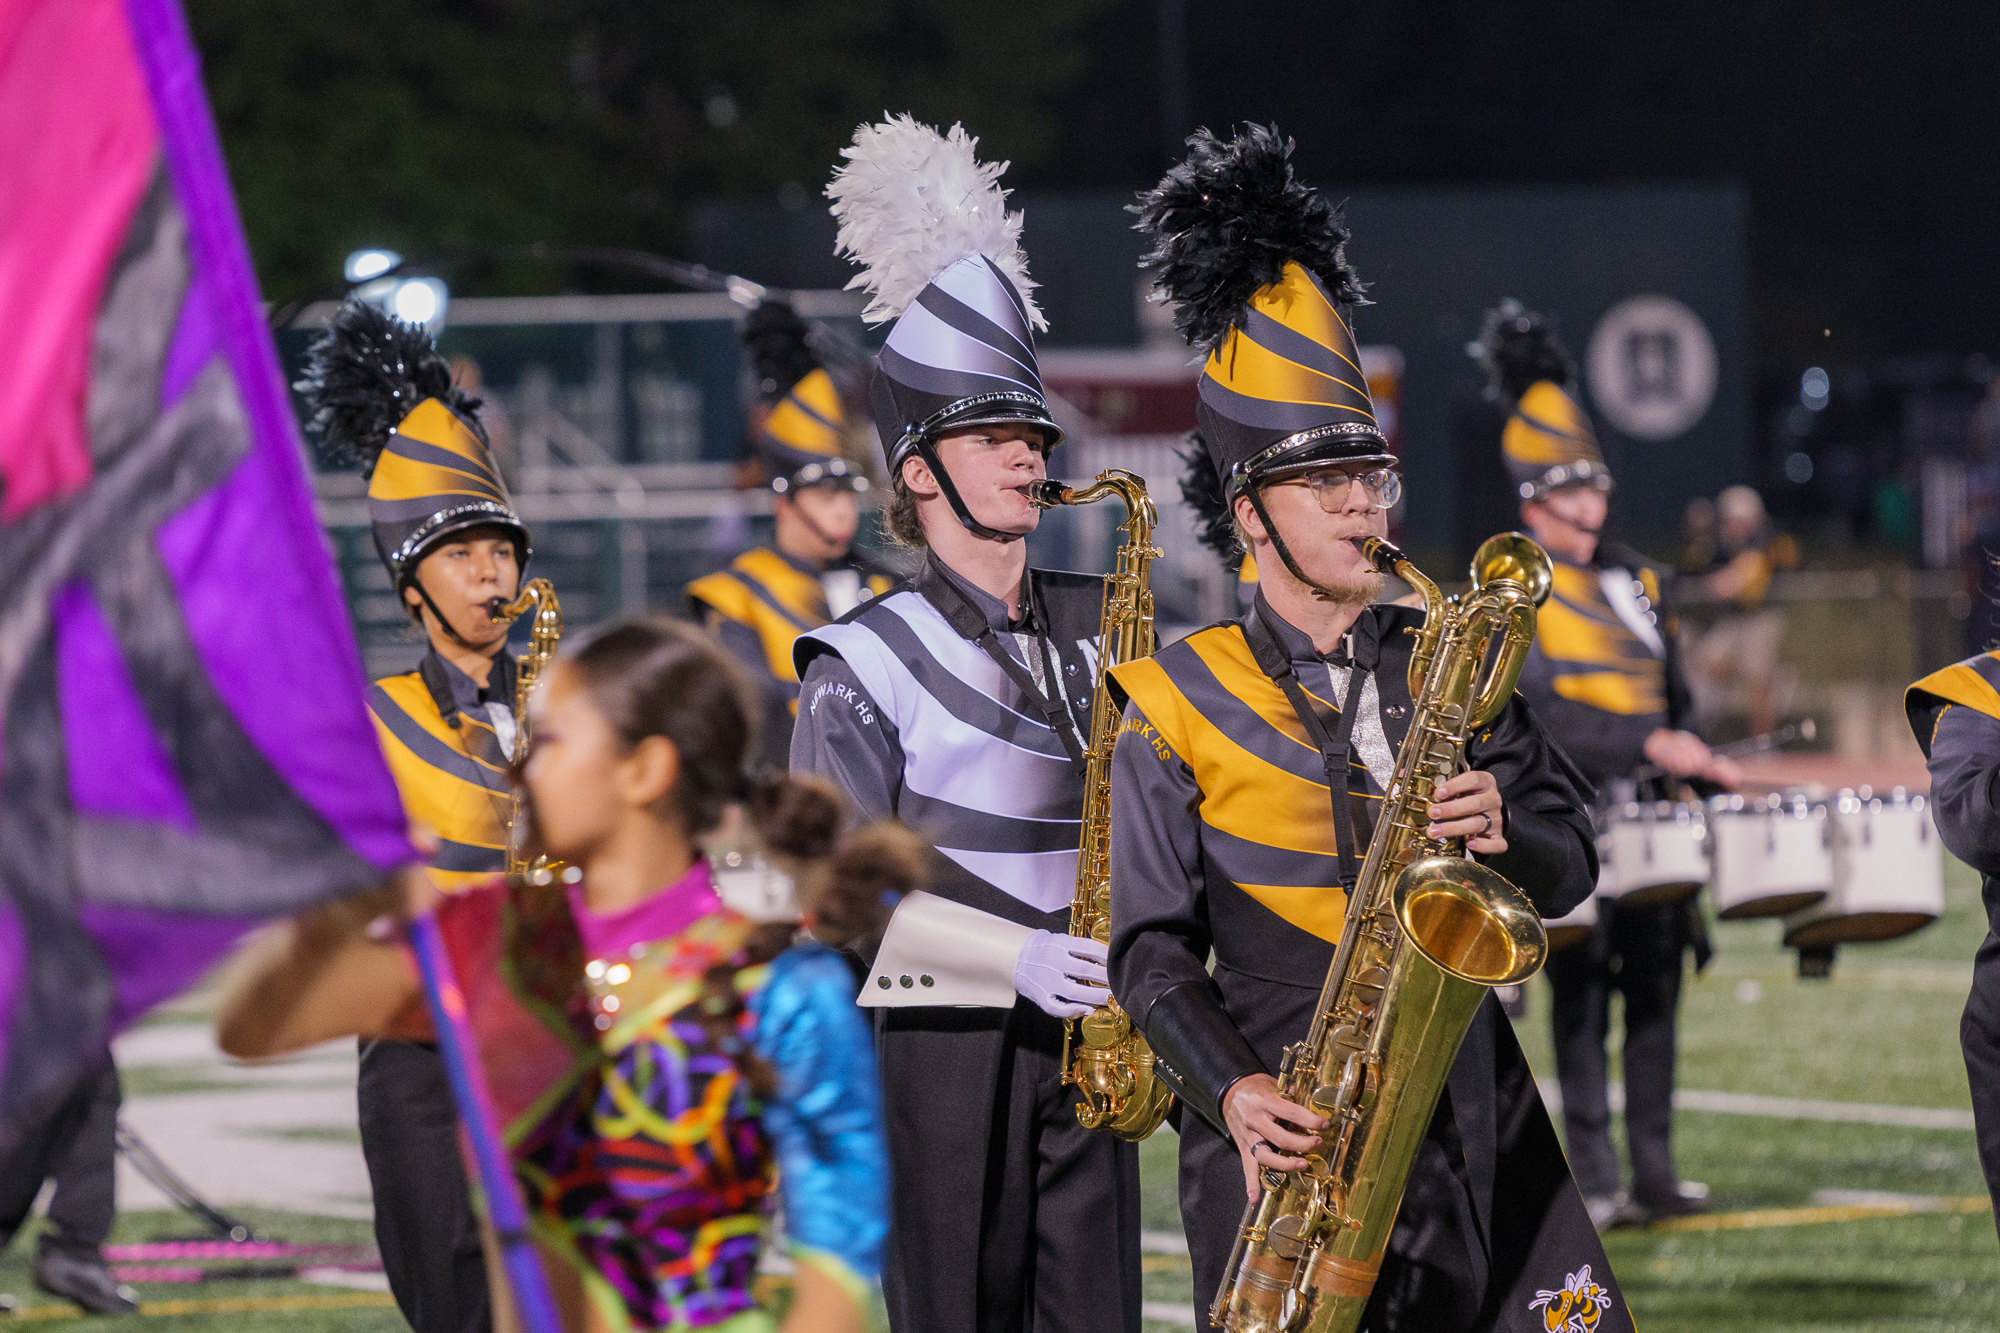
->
xmin=486 ymin=578 xmax=563 ymax=875
xmin=1209 ymin=533 xmax=1554 ymax=1332
xmin=1027 ymin=471 xmax=1175 ymax=1141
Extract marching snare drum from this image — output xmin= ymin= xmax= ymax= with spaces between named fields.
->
xmin=1709 ymin=791 xmax=1832 ymax=920
xmin=1596 ymin=801 xmax=1709 ymax=906
xmin=1781 ymin=788 xmax=1943 ymax=948
xmin=1543 ymin=890 xmax=1599 ymax=951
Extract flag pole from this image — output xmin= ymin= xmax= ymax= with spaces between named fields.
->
xmin=115 ymin=3 xmax=563 ymax=1329
xmin=405 ymin=908 xmax=565 ymax=1333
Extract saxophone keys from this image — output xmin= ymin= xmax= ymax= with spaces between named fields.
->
xmin=1079 ymin=1008 xmax=1130 ymax=1047
xmin=1266 ymin=1214 xmax=1311 ymax=1260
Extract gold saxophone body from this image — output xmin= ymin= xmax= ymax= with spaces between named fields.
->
xmin=1027 ymin=471 xmax=1176 ymax=1141
xmin=1210 ymin=533 xmax=1554 ymax=1332
xmin=487 ymin=578 xmax=564 ymax=876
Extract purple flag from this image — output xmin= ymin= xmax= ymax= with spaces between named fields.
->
xmin=0 ymin=0 xmax=413 ymax=1146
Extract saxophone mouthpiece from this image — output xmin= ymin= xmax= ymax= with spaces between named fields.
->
xmin=1350 ymin=535 xmax=1406 ymax=576
xmin=1025 ymin=479 xmax=1067 ymax=509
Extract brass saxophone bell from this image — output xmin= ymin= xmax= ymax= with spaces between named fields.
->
xmin=1469 ymin=532 xmax=1553 ymax=607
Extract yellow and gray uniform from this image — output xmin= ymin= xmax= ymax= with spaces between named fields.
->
xmin=688 ymin=547 xmax=893 ymax=771
xmin=1518 ymin=544 xmax=1695 ymax=791
xmin=1516 ymin=544 xmax=1707 ymax=1216
xmin=366 ymin=648 xmax=519 ymax=890
xmin=1107 ymin=595 xmax=1624 ymax=1332
xmin=1908 ymin=651 xmax=2000 ymax=1233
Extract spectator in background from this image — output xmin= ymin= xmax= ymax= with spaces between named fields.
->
xmin=1686 ymin=485 xmax=1797 ymax=736
xmin=1679 ymin=495 xmax=1716 ymax=574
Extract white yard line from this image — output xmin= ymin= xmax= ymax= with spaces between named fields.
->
xmin=112 ymin=1024 xmax=369 ymax=1220
xmin=1142 ymin=1300 xmax=1198 ymax=1326
xmin=1538 ymin=1080 xmax=1976 ymax=1131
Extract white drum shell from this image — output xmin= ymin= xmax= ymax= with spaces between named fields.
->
xmin=1711 ymin=803 xmax=1831 ymax=920
xmin=1782 ymin=797 xmax=1943 ymax=948
xmin=1543 ymin=891 xmax=1599 ymax=951
xmin=1597 ymin=804 xmax=1708 ymax=905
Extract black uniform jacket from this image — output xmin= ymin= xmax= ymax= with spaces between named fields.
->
xmin=1909 ymin=650 xmax=2000 ymax=934
xmin=1106 ymin=594 xmax=1597 ymax=1135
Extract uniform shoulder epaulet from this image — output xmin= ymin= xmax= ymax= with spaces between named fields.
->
xmin=1906 ymin=651 xmax=2000 ymax=754
xmin=793 ymin=585 xmax=909 ymax=679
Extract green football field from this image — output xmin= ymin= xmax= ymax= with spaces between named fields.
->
xmin=3 ymin=858 xmax=1991 ymax=1331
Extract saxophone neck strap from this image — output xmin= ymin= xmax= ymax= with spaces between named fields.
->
xmin=915 ymin=557 xmax=1088 ymax=773
xmin=1244 ymin=602 xmax=1370 ymax=889
xmin=417 ymin=645 xmax=518 ymax=733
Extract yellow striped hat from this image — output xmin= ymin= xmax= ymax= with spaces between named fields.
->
xmin=366 ymin=397 xmax=528 ymax=580
xmin=1503 ymin=380 xmax=1610 ymax=499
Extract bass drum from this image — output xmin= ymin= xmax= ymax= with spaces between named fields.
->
xmin=1543 ymin=890 xmax=1599 ymax=951
xmin=1597 ymin=802 xmax=1709 ymax=906
xmin=1709 ymin=792 xmax=1832 ymax=920
xmin=1782 ymin=789 xmax=1943 ymax=948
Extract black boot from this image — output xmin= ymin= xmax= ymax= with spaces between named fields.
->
xmin=34 ymin=1248 xmax=138 ymax=1316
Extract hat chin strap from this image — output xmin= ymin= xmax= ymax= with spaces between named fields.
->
xmin=777 ymin=493 xmax=850 ymax=564
xmin=1244 ymin=484 xmax=1349 ymax=603
xmin=409 ymin=574 xmax=487 ymax=652
xmin=912 ymin=436 xmax=1024 ymax=544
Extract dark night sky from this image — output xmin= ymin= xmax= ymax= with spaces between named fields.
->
xmin=1038 ymin=0 xmax=2000 ymax=374
xmin=201 ymin=1 xmax=2000 ymax=377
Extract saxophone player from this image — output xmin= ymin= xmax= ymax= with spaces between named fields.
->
xmin=296 ymin=301 xmax=542 ymax=1333
xmin=789 ymin=118 xmax=1143 ymax=1332
xmin=1109 ymin=127 xmax=1630 ymax=1331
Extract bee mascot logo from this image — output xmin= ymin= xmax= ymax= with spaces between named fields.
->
xmin=1529 ymin=1265 xmax=1613 ymax=1333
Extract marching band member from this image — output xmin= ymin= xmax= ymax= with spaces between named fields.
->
xmin=790 ymin=117 xmax=1142 ymax=1332
xmin=689 ymin=299 xmax=895 ymax=771
xmin=1110 ymin=126 xmax=1629 ymax=1331
xmin=1475 ymin=301 xmax=1738 ymax=1229
xmin=1907 ymin=649 xmax=2000 ymax=1232
xmin=220 ymin=619 xmax=900 ymax=1333
xmin=298 ymin=301 xmax=541 ymax=1333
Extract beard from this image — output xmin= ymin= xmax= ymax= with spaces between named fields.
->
xmin=1310 ymin=567 xmax=1385 ymax=607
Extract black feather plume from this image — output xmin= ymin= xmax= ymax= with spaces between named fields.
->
xmin=1470 ymin=299 xmax=1575 ymax=403
xmin=1134 ymin=123 xmax=1366 ymax=354
xmin=742 ymin=298 xmax=819 ymax=402
xmin=294 ymin=299 xmax=481 ymax=474
xmin=1179 ymin=431 xmax=1240 ymax=564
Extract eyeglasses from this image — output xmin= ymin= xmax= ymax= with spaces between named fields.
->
xmin=1294 ymin=466 xmax=1402 ymax=512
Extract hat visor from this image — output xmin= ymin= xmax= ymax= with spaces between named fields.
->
xmin=1241 ymin=426 xmax=1395 ymax=488
xmin=399 ymin=507 xmax=532 ymax=580
xmin=890 ymin=394 xmax=1066 ymax=472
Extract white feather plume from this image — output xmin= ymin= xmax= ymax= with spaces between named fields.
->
xmin=826 ymin=114 xmax=1045 ymax=331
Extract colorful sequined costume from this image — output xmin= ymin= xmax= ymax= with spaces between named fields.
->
xmin=434 ymin=860 xmax=887 ymax=1331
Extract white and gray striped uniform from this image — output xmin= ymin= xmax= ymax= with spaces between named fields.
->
xmin=791 ymin=561 xmax=1103 ymax=1002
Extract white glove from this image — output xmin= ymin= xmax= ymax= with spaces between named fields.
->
xmin=1012 ymin=930 xmax=1112 ymax=1018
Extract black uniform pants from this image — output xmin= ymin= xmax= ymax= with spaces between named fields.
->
xmin=0 ymin=1056 xmax=119 ymax=1259
xmin=1545 ymin=899 xmax=1684 ymax=1205
xmin=877 ymin=1000 xmax=1142 ymax=1333
xmin=357 ymin=1039 xmax=490 ymax=1333
xmin=1962 ymin=929 xmax=2000 ymax=1238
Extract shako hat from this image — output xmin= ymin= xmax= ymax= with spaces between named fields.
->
xmin=1137 ymin=123 xmax=1391 ymax=514
xmin=1470 ymin=298 xmax=1611 ymax=500
xmin=827 ymin=115 xmax=1061 ymax=537
xmin=297 ymin=299 xmax=530 ymax=586
xmin=740 ymin=297 xmax=867 ymax=495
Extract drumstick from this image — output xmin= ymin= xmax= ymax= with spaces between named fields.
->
xmin=1629 ymin=718 xmax=1817 ymax=785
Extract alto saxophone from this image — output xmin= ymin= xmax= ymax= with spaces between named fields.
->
xmin=487 ymin=578 xmax=563 ymax=875
xmin=1210 ymin=533 xmax=1554 ymax=1332
xmin=1028 ymin=471 xmax=1176 ymax=1141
